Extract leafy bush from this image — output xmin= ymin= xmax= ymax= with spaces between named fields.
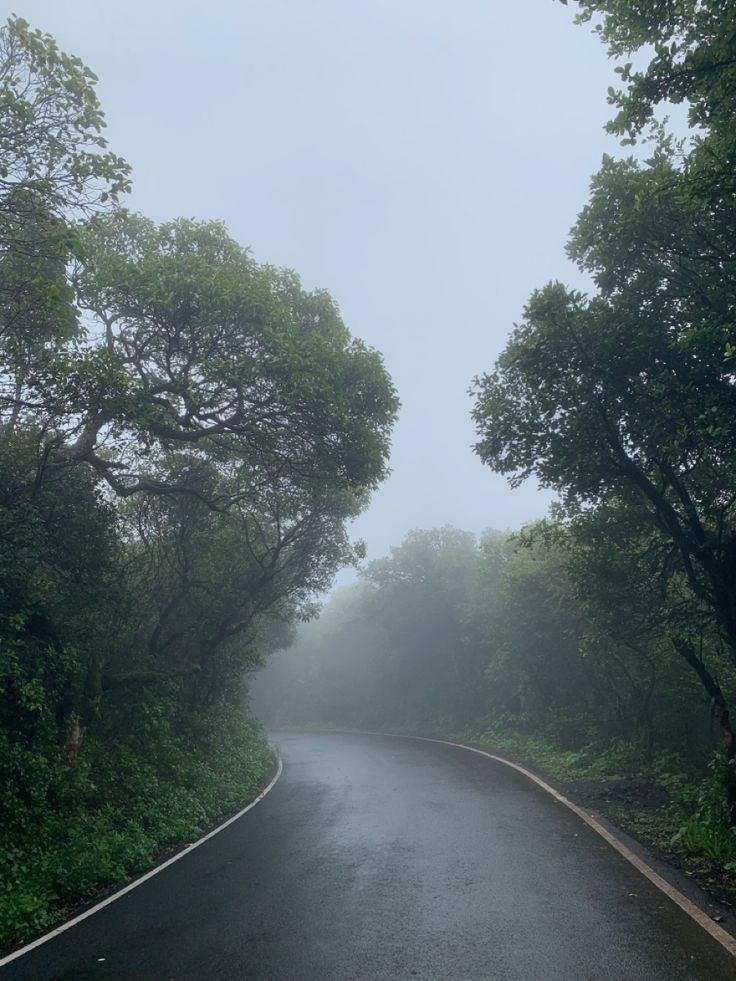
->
xmin=0 ymin=699 xmax=275 ymax=951
xmin=671 ymin=752 xmax=736 ymax=868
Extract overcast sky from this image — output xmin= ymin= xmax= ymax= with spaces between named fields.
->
xmin=19 ymin=0 xmax=618 ymax=574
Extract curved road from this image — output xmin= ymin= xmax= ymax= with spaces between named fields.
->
xmin=3 ymin=731 xmax=734 ymax=979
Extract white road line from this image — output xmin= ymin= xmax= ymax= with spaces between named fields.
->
xmin=0 ymin=758 xmax=283 ymax=968
xmin=401 ymin=733 xmax=736 ymax=961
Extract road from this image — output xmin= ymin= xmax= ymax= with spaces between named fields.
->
xmin=3 ymin=731 xmax=734 ymax=980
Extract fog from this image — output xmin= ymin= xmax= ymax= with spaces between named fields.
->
xmin=18 ymin=0 xmax=617 ymax=579
xmin=7 ymin=2 xmax=736 ymax=955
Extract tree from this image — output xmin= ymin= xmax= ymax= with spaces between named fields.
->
xmin=562 ymin=0 xmax=736 ymax=146
xmin=0 ymin=20 xmax=399 ymax=728
xmin=561 ymin=500 xmax=728 ymax=756
xmin=30 ymin=211 xmax=396 ymax=504
xmin=474 ymin=526 xmax=593 ymax=738
xmin=472 ymin=143 xmax=736 ymax=657
xmin=0 ymin=15 xmax=130 ymax=434
xmin=117 ymin=453 xmax=360 ymax=709
xmin=362 ymin=527 xmax=485 ymax=720
xmin=0 ymin=454 xmax=127 ymax=765
xmin=0 ymin=16 xmax=129 ymax=213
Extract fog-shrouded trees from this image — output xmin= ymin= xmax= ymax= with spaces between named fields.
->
xmin=361 ymin=527 xmax=485 ymax=721
xmin=254 ymin=528 xmax=488 ymax=730
xmin=253 ymin=521 xmax=716 ymax=762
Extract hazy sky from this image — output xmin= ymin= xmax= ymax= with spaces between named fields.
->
xmin=19 ymin=0 xmax=618 ymax=570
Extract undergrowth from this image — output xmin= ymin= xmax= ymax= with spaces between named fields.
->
xmin=0 ymin=697 xmax=275 ymax=952
xmin=466 ymin=721 xmax=736 ymax=882
xmin=467 ymin=721 xmax=655 ymax=781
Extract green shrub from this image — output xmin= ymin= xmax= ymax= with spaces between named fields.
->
xmin=671 ymin=752 xmax=736 ymax=868
xmin=0 ymin=698 xmax=275 ymax=951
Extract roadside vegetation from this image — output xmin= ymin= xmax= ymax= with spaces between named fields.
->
xmin=0 ymin=16 xmax=397 ymax=951
xmin=256 ymin=0 xmax=736 ymax=907
xmin=4 ymin=0 xmax=736 ymax=951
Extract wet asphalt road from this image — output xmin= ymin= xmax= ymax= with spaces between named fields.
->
xmin=3 ymin=731 xmax=735 ymax=980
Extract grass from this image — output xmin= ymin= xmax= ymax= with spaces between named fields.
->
xmin=462 ymin=720 xmax=653 ymax=781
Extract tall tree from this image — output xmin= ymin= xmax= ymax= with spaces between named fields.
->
xmin=474 ymin=0 xmax=736 ymax=811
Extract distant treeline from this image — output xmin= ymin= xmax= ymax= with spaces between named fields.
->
xmin=254 ymin=523 xmax=733 ymax=764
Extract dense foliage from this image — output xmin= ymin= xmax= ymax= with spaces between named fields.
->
xmin=255 ymin=523 xmax=728 ymax=756
xmin=0 ymin=16 xmax=396 ymax=949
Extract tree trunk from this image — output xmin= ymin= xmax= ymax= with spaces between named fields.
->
xmin=673 ymin=638 xmax=736 ymax=824
xmin=63 ymin=716 xmax=85 ymax=765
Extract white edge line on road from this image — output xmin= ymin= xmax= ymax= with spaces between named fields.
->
xmin=400 ymin=733 xmax=736 ymax=960
xmin=0 ymin=757 xmax=283 ymax=969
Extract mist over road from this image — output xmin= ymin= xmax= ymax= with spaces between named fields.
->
xmin=5 ymin=731 xmax=733 ymax=980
